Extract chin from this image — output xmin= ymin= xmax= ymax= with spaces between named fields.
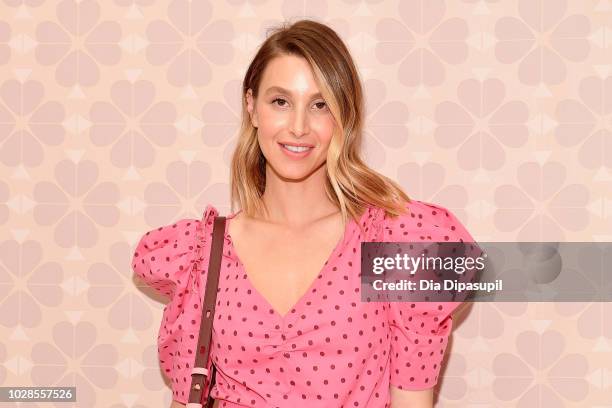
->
xmin=267 ymin=161 xmax=320 ymax=181
xmin=275 ymin=168 xmax=315 ymax=181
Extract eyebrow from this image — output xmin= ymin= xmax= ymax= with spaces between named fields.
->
xmin=264 ymin=86 xmax=323 ymax=99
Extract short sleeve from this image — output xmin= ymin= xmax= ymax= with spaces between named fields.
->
xmin=383 ymin=199 xmax=477 ymax=390
xmin=132 ymin=218 xmax=199 ymax=300
xmin=131 ymin=204 xmax=219 ymax=403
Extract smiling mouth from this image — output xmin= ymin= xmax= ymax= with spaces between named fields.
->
xmin=279 ymin=143 xmax=314 ymax=153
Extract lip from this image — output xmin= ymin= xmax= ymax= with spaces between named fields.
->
xmin=278 ymin=141 xmax=315 ymax=148
xmin=278 ymin=142 xmax=314 ymax=159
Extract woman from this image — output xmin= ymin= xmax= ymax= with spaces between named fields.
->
xmin=133 ymin=19 xmax=476 ymax=408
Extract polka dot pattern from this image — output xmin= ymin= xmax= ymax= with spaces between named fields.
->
xmin=132 ymin=200 xmax=476 ymax=406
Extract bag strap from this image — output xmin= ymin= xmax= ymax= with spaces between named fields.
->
xmin=187 ymin=215 xmax=226 ymax=407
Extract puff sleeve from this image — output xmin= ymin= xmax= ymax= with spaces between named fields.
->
xmin=132 ymin=204 xmax=219 ymax=403
xmin=384 ymin=199 xmax=477 ymax=390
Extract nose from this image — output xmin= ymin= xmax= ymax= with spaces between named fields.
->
xmin=289 ymin=107 xmax=309 ymax=137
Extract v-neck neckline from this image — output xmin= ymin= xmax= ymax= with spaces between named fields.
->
xmin=223 ymin=208 xmax=357 ymax=327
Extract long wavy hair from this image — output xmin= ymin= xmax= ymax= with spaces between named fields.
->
xmin=230 ymin=18 xmax=412 ymax=235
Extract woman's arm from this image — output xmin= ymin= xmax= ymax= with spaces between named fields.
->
xmin=390 ymin=385 xmax=433 ymax=408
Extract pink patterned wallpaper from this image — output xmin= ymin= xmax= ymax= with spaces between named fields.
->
xmin=0 ymin=0 xmax=610 ymax=406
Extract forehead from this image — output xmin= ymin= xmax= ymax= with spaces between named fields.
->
xmin=259 ymin=54 xmax=321 ymax=94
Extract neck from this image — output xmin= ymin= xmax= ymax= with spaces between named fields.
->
xmin=259 ymin=163 xmax=339 ymax=227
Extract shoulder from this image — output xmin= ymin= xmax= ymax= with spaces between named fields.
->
xmin=131 ymin=204 xmax=221 ymax=297
xmin=382 ymin=199 xmax=476 ymax=243
xmin=134 ymin=204 xmax=220 ymax=254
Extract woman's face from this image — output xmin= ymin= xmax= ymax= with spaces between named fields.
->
xmin=246 ymin=54 xmax=336 ymax=181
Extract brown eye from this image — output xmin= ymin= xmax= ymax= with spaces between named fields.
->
xmin=315 ymin=101 xmax=327 ymax=110
xmin=272 ymin=98 xmax=288 ymax=107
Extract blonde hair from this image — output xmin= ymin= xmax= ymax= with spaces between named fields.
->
xmin=230 ymin=18 xmax=412 ymax=235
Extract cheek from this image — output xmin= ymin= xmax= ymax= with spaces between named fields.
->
xmin=257 ymin=105 xmax=287 ymax=133
xmin=311 ymin=116 xmax=336 ymax=144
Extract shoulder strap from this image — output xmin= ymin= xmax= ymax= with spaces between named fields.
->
xmin=187 ymin=215 xmax=225 ymax=407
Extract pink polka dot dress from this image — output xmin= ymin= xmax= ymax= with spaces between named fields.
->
xmin=132 ymin=199 xmax=476 ymax=407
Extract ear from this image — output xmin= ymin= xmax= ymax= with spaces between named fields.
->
xmin=246 ymin=88 xmax=259 ymax=128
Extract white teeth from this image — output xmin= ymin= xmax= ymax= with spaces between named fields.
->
xmin=282 ymin=144 xmax=312 ymax=153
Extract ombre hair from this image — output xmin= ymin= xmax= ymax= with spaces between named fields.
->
xmin=229 ymin=18 xmax=412 ymax=234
